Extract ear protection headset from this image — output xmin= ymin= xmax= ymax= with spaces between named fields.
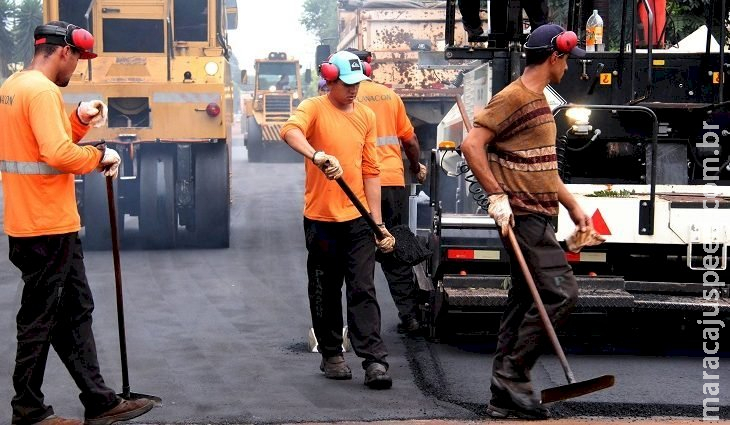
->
xmin=34 ymin=24 xmax=96 ymax=58
xmin=524 ymin=30 xmax=578 ymax=55
xmin=318 ymin=55 xmax=372 ymax=82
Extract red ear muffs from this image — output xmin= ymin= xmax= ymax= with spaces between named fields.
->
xmin=554 ymin=31 xmax=577 ymax=54
xmin=70 ymin=27 xmax=94 ymax=51
xmin=319 ymin=62 xmax=339 ymax=82
xmin=362 ymin=61 xmax=372 ymax=77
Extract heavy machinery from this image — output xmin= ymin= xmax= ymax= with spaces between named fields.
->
xmin=43 ymin=0 xmax=236 ymax=250
xmin=243 ymin=52 xmax=305 ymax=162
xmin=421 ymin=0 xmax=730 ymax=339
xmin=336 ymin=0 xmax=468 ymax=167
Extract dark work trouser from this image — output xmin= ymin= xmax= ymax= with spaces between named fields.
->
xmin=380 ymin=186 xmax=420 ymax=323
xmin=491 ymin=214 xmax=578 ymax=385
xmin=304 ymin=217 xmax=389 ymax=370
xmin=9 ymin=233 xmax=118 ymax=424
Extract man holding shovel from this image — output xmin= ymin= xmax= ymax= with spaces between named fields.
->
xmin=0 ymin=21 xmax=151 ymax=425
xmin=280 ymin=50 xmax=396 ymax=389
xmin=461 ymin=24 xmax=592 ymax=419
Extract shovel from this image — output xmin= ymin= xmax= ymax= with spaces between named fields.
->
xmin=505 ymin=228 xmax=614 ymax=404
xmin=334 ymin=177 xmax=430 ymax=266
xmin=105 ymin=176 xmax=162 ymax=405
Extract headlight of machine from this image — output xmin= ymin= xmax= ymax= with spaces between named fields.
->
xmin=204 ymin=61 xmax=219 ymax=76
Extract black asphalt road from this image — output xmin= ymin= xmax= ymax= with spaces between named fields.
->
xmin=0 ymin=143 xmax=727 ymax=423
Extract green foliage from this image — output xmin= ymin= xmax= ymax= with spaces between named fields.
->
xmin=300 ymin=0 xmax=338 ymax=52
xmin=0 ymin=0 xmax=14 ymax=77
xmin=586 ymin=188 xmax=636 ymax=198
xmin=13 ymin=0 xmax=42 ymax=66
xmin=547 ymin=0 xmax=729 ymax=51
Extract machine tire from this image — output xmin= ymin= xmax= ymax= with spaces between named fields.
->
xmin=246 ymin=116 xmax=264 ymax=163
xmin=81 ymin=172 xmax=118 ymax=250
xmin=139 ymin=147 xmax=176 ymax=248
xmin=193 ymin=142 xmax=230 ymax=248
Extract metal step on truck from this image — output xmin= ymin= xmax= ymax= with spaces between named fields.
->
xmin=418 ymin=0 xmax=730 ymax=340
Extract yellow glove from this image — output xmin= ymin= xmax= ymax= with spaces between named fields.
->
xmin=415 ymin=163 xmax=427 ymax=184
xmin=77 ymin=100 xmax=108 ymax=128
xmin=98 ymin=148 xmax=121 ymax=179
xmin=487 ymin=193 xmax=514 ymax=236
xmin=376 ymin=225 xmax=395 ymax=253
xmin=312 ymin=151 xmax=343 ymax=180
xmin=566 ymin=226 xmax=606 ymax=252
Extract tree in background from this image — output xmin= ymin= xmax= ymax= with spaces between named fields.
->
xmin=0 ymin=0 xmax=14 ymax=78
xmin=13 ymin=0 xmax=42 ymax=67
xmin=549 ymin=0 xmax=729 ymax=51
xmin=300 ymin=0 xmax=338 ymax=53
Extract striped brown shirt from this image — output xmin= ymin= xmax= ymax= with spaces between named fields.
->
xmin=473 ymin=78 xmax=559 ymax=216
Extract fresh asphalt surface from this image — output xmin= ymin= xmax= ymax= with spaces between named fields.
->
xmin=0 ymin=137 xmax=727 ymax=423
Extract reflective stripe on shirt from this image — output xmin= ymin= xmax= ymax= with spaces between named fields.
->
xmin=376 ymin=135 xmax=400 ymax=147
xmin=0 ymin=160 xmax=64 ymax=175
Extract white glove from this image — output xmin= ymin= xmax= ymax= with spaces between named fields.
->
xmin=376 ymin=225 xmax=395 ymax=253
xmin=98 ymin=148 xmax=121 ymax=179
xmin=487 ymin=193 xmax=514 ymax=235
xmin=414 ymin=163 xmax=427 ymax=184
xmin=78 ymin=100 xmax=108 ymax=128
xmin=312 ymin=151 xmax=343 ymax=180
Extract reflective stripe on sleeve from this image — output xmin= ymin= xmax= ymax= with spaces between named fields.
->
xmin=0 ymin=160 xmax=64 ymax=175
xmin=376 ymin=135 xmax=400 ymax=146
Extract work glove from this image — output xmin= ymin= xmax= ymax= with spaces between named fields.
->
xmin=312 ymin=151 xmax=343 ymax=180
xmin=487 ymin=193 xmax=514 ymax=236
xmin=98 ymin=148 xmax=121 ymax=179
xmin=566 ymin=226 xmax=606 ymax=252
xmin=375 ymin=225 xmax=395 ymax=253
xmin=77 ymin=100 xmax=108 ymax=128
xmin=414 ymin=163 xmax=428 ymax=184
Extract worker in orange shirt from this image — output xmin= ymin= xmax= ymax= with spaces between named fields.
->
xmin=280 ymin=50 xmax=396 ymax=390
xmin=0 ymin=21 xmax=152 ymax=425
xmin=347 ymin=48 xmax=427 ymax=334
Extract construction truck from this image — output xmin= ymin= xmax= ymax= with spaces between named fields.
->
xmin=243 ymin=52 xmax=305 ymax=162
xmin=335 ymin=0 xmax=468 ymax=167
xmin=44 ymin=0 xmax=237 ymax=249
xmin=421 ymin=0 xmax=730 ymax=339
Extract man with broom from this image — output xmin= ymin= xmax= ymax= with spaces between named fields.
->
xmin=280 ymin=50 xmax=395 ymax=389
xmin=461 ymin=24 xmax=602 ymax=419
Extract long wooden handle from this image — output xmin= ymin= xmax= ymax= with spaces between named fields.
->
xmin=505 ymin=228 xmax=576 ymax=384
xmin=334 ymin=177 xmax=385 ymax=239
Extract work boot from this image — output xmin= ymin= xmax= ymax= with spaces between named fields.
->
xmin=487 ymin=375 xmax=550 ymax=420
xmin=85 ymin=398 xmax=154 ymax=425
xmin=32 ymin=416 xmax=83 ymax=425
xmin=364 ymin=363 xmax=392 ymax=389
xmin=396 ymin=317 xmax=421 ymax=335
xmin=319 ymin=354 xmax=352 ymax=380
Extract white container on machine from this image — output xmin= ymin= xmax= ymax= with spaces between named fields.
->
xmin=586 ymin=9 xmax=604 ymax=52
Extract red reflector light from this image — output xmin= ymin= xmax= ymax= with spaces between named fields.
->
xmin=565 ymin=252 xmax=580 ymax=262
xmin=447 ymin=249 xmax=474 ymax=260
xmin=206 ymin=103 xmax=221 ymax=117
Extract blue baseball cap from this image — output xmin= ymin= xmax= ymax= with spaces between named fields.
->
xmin=329 ymin=50 xmax=370 ymax=84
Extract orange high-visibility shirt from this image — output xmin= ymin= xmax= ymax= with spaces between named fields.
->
xmin=0 ymin=70 xmax=102 ymax=237
xmin=280 ymin=96 xmax=379 ymax=222
xmin=356 ymin=80 xmax=415 ymax=187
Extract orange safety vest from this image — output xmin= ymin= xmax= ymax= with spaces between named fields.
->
xmin=0 ymin=70 xmax=102 ymax=237
xmin=356 ymin=80 xmax=415 ymax=187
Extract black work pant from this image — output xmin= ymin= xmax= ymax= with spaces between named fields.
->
xmin=9 ymin=233 xmax=118 ymax=424
xmin=380 ymin=186 xmax=420 ymax=323
xmin=492 ymin=214 xmax=578 ymax=383
xmin=304 ymin=217 xmax=389 ymax=369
